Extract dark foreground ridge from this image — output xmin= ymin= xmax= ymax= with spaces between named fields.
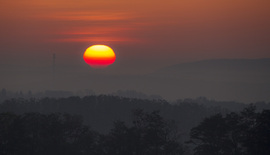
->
xmin=0 ymin=95 xmax=270 ymax=154
xmin=0 ymin=110 xmax=184 ymax=155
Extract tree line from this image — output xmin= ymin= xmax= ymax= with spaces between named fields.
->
xmin=1 ymin=106 xmax=270 ymax=154
xmin=0 ymin=95 xmax=270 ymax=154
xmin=0 ymin=110 xmax=184 ymax=155
xmin=189 ymin=105 xmax=270 ymax=155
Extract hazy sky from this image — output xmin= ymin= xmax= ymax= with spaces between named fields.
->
xmin=1 ymin=0 xmax=270 ymax=73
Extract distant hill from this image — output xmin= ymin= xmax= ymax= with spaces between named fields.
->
xmin=146 ymin=58 xmax=270 ymax=102
xmin=1 ymin=58 xmax=270 ymax=103
xmin=152 ymin=58 xmax=270 ymax=83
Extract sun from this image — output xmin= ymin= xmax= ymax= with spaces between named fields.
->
xmin=83 ymin=45 xmax=116 ymax=68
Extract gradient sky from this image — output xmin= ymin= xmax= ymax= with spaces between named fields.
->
xmin=1 ymin=0 xmax=270 ymax=74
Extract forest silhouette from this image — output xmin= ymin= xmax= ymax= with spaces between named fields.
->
xmin=0 ymin=95 xmax=270 ymax=154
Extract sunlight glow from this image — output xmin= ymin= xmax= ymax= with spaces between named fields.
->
xmin=83 ymin=45 xmax=116 ymax=68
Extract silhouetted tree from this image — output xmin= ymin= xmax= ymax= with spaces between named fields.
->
xmin=0 ymin=113 xmax=23 ymax=155
xmin=0 ymin=112 xmax=99 ymax=155
xmin=189 ymin=105 xmax=270 ymax=155
xmin=103 ymin=109 xmax=185 ymax=155
xmin=242 ymin=109 xmax=270 ymax=155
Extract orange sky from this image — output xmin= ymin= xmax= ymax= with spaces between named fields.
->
xmin=0 ymin=0 xmax=270 ymax=72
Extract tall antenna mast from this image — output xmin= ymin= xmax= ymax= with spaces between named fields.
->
xmin=52 ymin=53 xmax=56 ymax=90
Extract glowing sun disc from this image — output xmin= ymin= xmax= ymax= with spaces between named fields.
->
xmin=83 ymin=45 xmax=116 ymax=68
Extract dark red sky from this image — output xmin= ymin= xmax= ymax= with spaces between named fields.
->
xmin=1 ymin=0 xmax=270 ymax=73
